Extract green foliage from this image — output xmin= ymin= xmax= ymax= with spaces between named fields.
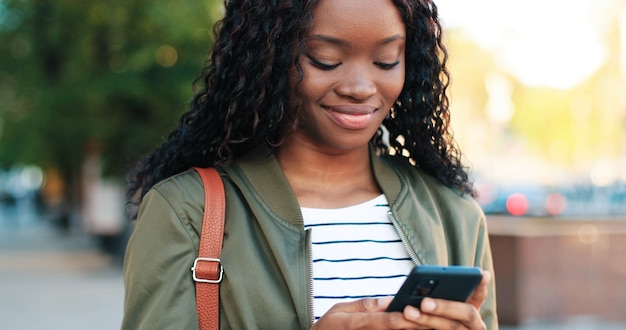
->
xmin=0 ymin=0 xmax=223 ymax=177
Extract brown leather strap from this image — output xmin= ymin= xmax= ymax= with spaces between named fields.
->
xmin=191 ymin=167 xmax=225 ymax=330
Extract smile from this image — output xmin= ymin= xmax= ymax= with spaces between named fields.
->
xmin=322 ymin=105 xmax=379 ymax=130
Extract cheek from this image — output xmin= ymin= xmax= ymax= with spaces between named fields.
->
xmin=297 ymin=68 xmax=331 ymax=102
xmin=384 ymin=68 xmax=405 ymax=102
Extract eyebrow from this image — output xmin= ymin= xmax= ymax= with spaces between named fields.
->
xmin=307 ymin=34 xmax=405 ymax=48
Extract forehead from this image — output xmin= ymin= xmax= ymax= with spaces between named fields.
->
xmin=308 ymin=0 xmax=405 ymax=37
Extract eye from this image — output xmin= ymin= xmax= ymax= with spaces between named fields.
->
xmin=375 ymin=60 xmax=400 ymax=70
xmin=307 ymin=55 xmax=341 ymax=70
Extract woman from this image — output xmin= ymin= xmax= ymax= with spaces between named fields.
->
xmin=122 ymin=0 xmax=498 ymax=329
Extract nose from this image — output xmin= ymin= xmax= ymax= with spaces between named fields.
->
xmin=334 ymin=66 xmax=377 ymax=100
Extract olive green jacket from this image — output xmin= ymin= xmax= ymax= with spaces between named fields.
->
xmin=122 ymin=147 xmax=498 ymax=329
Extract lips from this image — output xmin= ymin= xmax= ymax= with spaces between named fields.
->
xmin=322 ymin=104 xmax=379 ymax=130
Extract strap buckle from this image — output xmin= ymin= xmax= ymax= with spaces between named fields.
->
xmin=191 ymin=257 xmax=223 ymax=283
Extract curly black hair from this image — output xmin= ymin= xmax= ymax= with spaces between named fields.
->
xmin=127 ymin=0 xmax=474 ymax=213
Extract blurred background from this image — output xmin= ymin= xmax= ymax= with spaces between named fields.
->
xmin=1 ymin=0 xmax=625 ymax=329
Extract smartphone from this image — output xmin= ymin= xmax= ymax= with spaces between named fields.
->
xmin=386 ymin=265 xmax=483 ymax=312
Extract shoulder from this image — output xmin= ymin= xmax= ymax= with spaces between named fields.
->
xmin=381 ymin=155 xmax=483 ymax=219
xmin=152 ymin=169 xmax=203 ymax=200
xmin=150 ymin=168 xmax=206 ymax=212
xmin=139 ymin=169 xmax=205 ymax=235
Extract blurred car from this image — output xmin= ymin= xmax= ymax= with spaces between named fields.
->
xmin=475 ymin=181 xmax=566 ymax=217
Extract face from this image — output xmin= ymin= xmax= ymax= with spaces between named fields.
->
xmin=290 ymin=0 xmax=406 ymax=152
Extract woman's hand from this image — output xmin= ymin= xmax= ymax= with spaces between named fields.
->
xmin=401 ymin=270 xmax=492 ymax=330
xmin=311 ymin=270 xmax=491 ymax=330
xmin=311 ymin=297 xmax=423 ymax=330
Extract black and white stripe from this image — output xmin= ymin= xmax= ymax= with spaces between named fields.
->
xmin=302 ymin=195 xmax=414 ymax=321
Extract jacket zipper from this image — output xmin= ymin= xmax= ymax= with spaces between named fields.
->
xmin=388 ymin=211 xmax=422 ymax=266
xmin=305 ymin=228 xmax=314 ymax=326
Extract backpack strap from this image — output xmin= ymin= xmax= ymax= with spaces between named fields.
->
xmin=190 ymin=167 xmax=225 ymax=330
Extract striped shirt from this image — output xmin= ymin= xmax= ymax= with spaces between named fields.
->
xmin=301 ymin=194 xmax=414 ymax=321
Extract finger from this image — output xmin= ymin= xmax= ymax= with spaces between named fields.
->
xmin=318 ymin=311 xmax=428 ymax=330
xmin=314 ymin=302 xmax=428 ymax=330
xmin=349 ymin=311 xmax=428 ymax=330
xmin=317 ymin=297 xmax=431 ymax=329
xmin=326 ymin=297 xmax=394 ymax=313
xmin=404 ymin=305 xmax=472 ymax=330
xmin=412 ymin=298 xmax=484 ymax=330
xmin=467 ymin=270 xmax=491 ymax=309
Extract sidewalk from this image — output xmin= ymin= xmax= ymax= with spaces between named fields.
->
xmin=0 ymin=210 xmax=124 ymax=330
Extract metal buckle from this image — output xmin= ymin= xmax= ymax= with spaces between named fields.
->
xmin=191 ymin=257 xmax=223 ymax=283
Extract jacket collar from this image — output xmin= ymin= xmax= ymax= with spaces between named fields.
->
xmin=230 ymin=144 xmax=453 ymax=266
xmin=231 ymin=144 xmax=402 ymax=225
xmin=369 ymin=146 xmax=402 ymax=206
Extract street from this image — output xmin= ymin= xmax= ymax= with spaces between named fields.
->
xmin=0 ymin=203 xmax=124 ymax=330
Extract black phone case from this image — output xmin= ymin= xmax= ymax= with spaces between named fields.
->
xmin=386 ymin=265 xmax=483 ymax=312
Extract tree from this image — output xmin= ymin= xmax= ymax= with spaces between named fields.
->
xmin=0 ymin=0 xmax=223 ymax=213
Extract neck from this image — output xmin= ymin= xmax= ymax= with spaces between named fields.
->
xmin=275 ymin=137 xmax=381 ymax=208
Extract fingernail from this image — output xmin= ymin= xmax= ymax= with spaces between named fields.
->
xmin=405 ymin=306 xmax=421 ymax=319
xmin=421 ymin=298 xmax=436 ymax=312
